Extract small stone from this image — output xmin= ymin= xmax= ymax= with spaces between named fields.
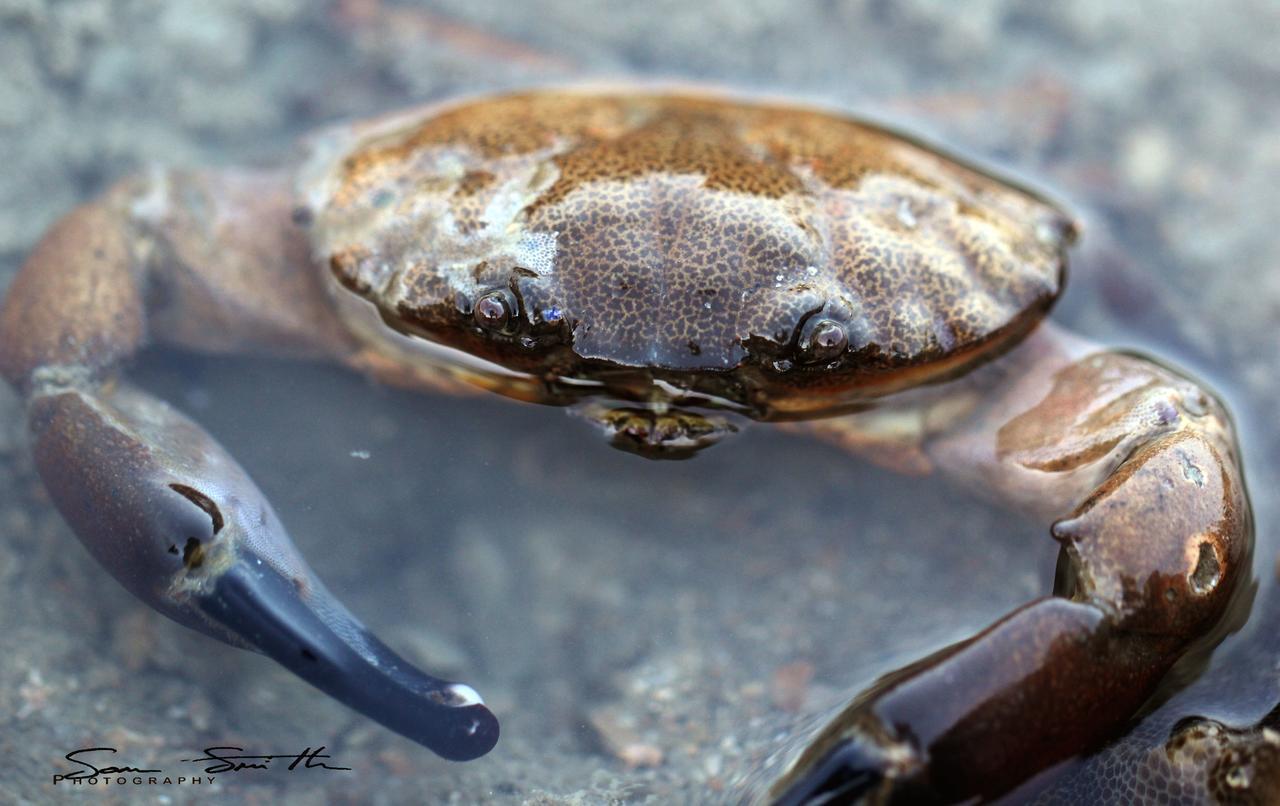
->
xmin=618 ymin=743 xmax=664 ymax=769
xmin=587 ymin=704 xmax=662 ymax=768
xmin=770 ymin=660 xmax=814 ymax=712
xmin=377 ymin=747 xmax=416 ymax=776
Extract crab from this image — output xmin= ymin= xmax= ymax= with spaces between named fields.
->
xmin=0 ymin=88 xmax=1254 ymax=803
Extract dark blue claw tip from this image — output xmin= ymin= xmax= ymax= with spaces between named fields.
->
xmin=196 ymin=550 xmax=499 ymax=761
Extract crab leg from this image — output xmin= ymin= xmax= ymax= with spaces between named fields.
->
xmin=773 ymin=325 xmax=1252 ymax=803
xmin=0 ymin=172 xmax=498 ymax=760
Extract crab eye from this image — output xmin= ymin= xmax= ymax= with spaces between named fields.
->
xmin=800 ymin=318 xmax=848 ymax=363
xmin=474 ymin=289 xmax=515 ymax=331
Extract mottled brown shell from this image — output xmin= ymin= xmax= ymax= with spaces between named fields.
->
xmin=301 ymin=89 xmax=1075 ymax=412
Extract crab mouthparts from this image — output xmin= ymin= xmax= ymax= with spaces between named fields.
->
xmin=571 ymin=402 xmax=740 ymax=459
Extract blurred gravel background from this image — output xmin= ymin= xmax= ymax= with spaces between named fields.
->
xmin=0 ymin=1 xmax=1277 ymax=803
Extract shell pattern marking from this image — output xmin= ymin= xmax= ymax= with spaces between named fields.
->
xmin=308 ymin=92 xmax=1074 ymax=407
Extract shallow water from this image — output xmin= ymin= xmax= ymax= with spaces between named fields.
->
xmin=1 ymin=2 xmax=1278 ymax=804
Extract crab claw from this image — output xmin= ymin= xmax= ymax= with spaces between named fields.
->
xmin=197 ymin=547 xmax=498 ymax=760
xmin=26 ymin=380 xmax=498 ymax=761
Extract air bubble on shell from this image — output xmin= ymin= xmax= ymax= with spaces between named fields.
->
xmin=1035 ymin=217 xmax=1071 ymax=247
xmin=896 ymin=198 xmax=918 ymax=229
xmin=1183 ymin=392 xmax=1209 ymax=417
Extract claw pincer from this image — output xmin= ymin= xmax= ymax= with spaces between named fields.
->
xmin=25 ymin=380 xmax=498 ymax=760
xmin=0 ymin=178 xmax=498 ymax=761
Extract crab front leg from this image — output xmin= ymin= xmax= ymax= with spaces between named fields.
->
xmin=773 ymin=325 xmax=1252 ymax=804
xmin=0 ymin=171 xmax=498 ymax=760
